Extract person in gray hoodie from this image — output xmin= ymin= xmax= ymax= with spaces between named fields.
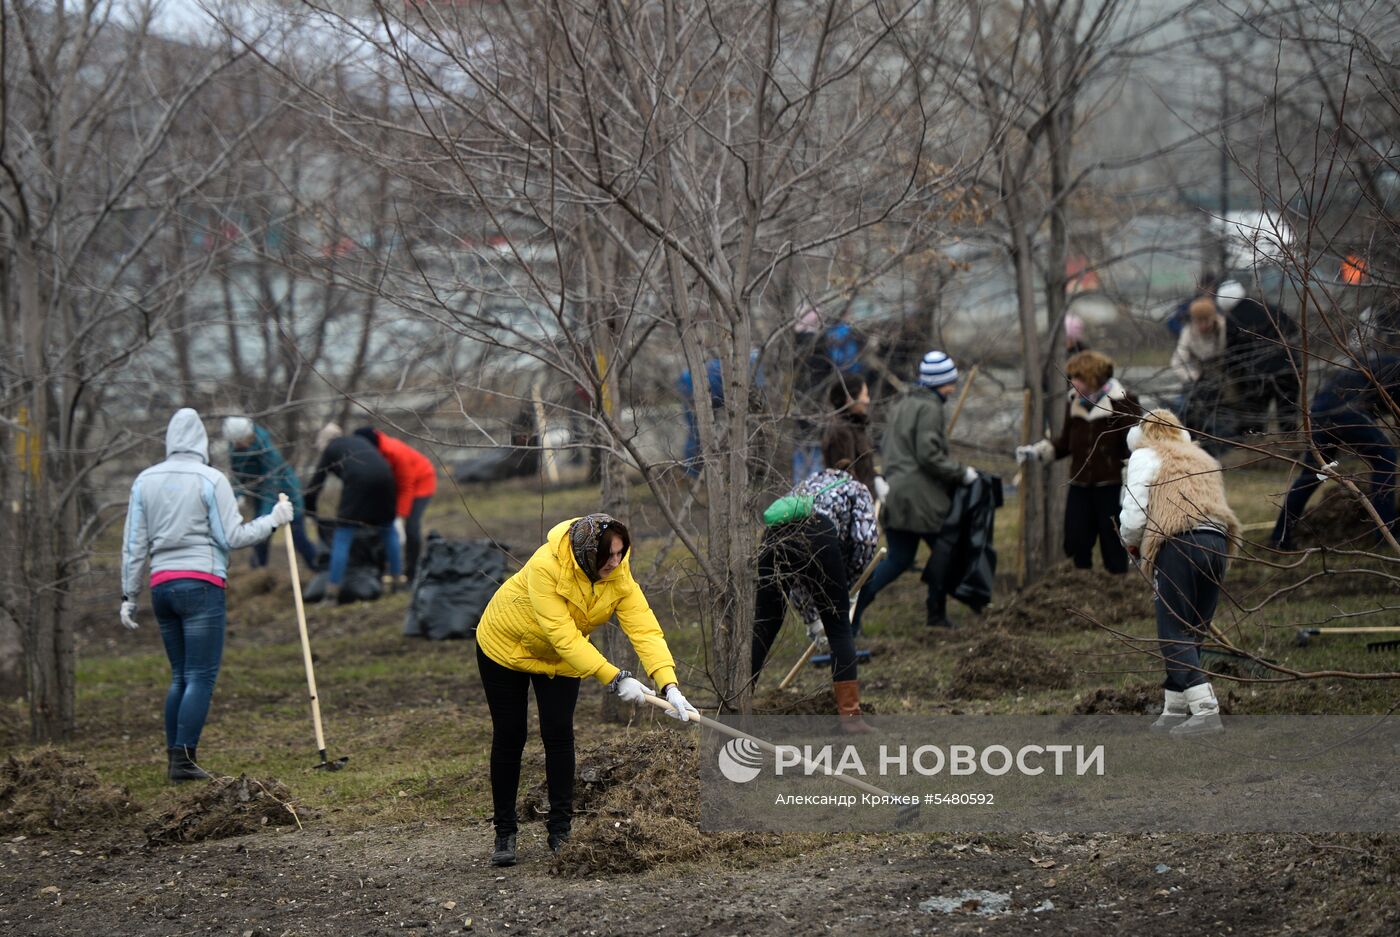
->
xmin=121 ymin=409 xmax=294 ymax=782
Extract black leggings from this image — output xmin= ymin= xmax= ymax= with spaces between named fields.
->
xmin=751 ymin=515 xmax=859 ymax=683
xmin=475 ymin=644 xmax=581 ymax=837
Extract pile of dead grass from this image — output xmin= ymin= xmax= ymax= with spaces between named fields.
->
xmin=0 ymin=749 xmax=140 ymax=835
xmin=1072 ymin=683 xmax=1163 ymax=715
xmin=1291 ymin=491 xmax=1375 ymax=550
xmin=948 ymin=631 xmax=1074 ymax=699
xmin=752 ymin=685 xmax=877 ymax=716
xmin=526 ymin=729 xmax=776 ymax=877
xmin=986 ymin=565 xmax=1151 ymax=635
xmin=144 ymin=775 xmax=315 ymax=846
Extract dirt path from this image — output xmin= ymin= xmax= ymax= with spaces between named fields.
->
xmin=1 ymin=821 xmax=1393 ymax=936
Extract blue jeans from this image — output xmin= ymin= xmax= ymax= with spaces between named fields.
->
xmin=1154 ymin=531 xmax=1227 ymax=691
xmin=328 ymin=523 xmax=402 ymax=585
xmin=851 ymin=527 xmax=945 ymax=632
xmin=251 ymin=513 xmax=318 ymax=569
xmin=404 ymin=495 xmax=432 ymax=581
xmin=152 ymin=579 xmax=227 ymax=749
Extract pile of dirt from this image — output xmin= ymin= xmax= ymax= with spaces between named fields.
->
xmin=144 ymin=775 xmax=315 ymax=846
xmin=0 ymin=749 xmax=140 ymax=835
xmin=752 ymin=686 xmax=877 ymax=716
xmin=948 ymin=631 xmax=1074 ymax=699
xmin=987 ymin=565 xmax=1151 ymax=635
xmin=1072 ymin=683 xmax=1163 ymax=715
xmin=525 ymin=729 xmax=771 ymax=877
xmin=1292 ymin=490 xmax=1375 ymax=549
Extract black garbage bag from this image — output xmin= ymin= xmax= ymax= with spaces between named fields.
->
xmin=404 ymin=534 xmax=509 ymax=640
xmin=302 ymin=523 xmax=385 ymax=604
xmin=923 ymin=472 xmax=1003 ymax=614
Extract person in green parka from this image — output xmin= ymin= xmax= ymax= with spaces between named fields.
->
xmin=851 ymin=350 xmax=980 ymax=631
xmin=222 ymin=417 xmax=319 ymax=568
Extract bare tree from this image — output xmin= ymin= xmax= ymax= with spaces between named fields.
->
xmin=0 ymin=2 xmax=277 ymax=740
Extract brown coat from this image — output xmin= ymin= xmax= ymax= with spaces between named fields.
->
xmin=1046 ymin=378 xmax=1140 ymax=486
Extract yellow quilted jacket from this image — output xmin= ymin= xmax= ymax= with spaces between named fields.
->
xmin=475 ymin=519 xmax=679 ymax=688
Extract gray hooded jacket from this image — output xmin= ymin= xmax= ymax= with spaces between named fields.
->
xmin=121 ymin=409 xmax=280 ymax=600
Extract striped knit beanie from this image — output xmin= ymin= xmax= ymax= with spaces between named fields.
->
xmin=917 ymin=350 xmax=958 ymax=388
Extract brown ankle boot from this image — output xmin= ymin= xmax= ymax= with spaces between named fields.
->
xmin=832 ymin=680 xmax=875 ymax=734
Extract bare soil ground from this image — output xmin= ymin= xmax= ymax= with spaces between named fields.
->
xmin=1 ymin=789 xmax=1395 ymax=936
xmin=3 ymin=475 xmax=1397 ymax=936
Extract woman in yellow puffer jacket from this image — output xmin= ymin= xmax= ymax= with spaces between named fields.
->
xmin=475 ymin=514 xmax=697 ymax=867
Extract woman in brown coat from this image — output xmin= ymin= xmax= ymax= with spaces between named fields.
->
xmin=1016 ymin=351 xmax=1140 ymax=573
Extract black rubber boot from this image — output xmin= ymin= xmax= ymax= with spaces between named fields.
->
xmin=490 ymin=833 xmax=518 ymax=867
xmin=167 ymin=746 xmax=212 ymax=783
xmin=547 ymin=830 xmax=570 ymax=855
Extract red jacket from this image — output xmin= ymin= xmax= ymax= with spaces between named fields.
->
xmin=376 ymin=434 xmax=437 ymax=517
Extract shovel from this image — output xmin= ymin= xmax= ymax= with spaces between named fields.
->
xmin=639 ymin=693 xmax=918 ymax=827
xmin=281 ymin=494 xmax=348 ymax=772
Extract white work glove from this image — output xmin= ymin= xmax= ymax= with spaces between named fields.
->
xmin=393 ymin=516 xmax=407 ymax=545
xmin=806 ymin=619 xmax=829 ymax=649
xmin=611 ymin=673 xmax=655 ymax=704
xmin=872 ymin=475 xmax=890 ymax=501
xmin=120 ymin=600 xmax=139 ymax=631
xmin=269 ymin=494 xmax=295 ymax=528
xmin=1316 ymin=460 xmax=1340 ymax=483
xmin=1014 ymin=445 xmax=1038 ymax=464
xmin=663 ymin=684 xmax=698 ymax=722
xmin=961 ymin=465 xmax=979 ymax=485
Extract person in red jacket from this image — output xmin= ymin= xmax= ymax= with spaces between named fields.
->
xmin=354 ymin=427 xmax=438 ymax=581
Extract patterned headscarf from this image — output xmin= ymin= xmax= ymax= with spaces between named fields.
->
xmin=569 ymin=513 xmax=629 ymax=582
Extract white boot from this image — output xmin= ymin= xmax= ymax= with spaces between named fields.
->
xmin=1149 ymin=689 xmax=1188 ymax=733
xmin=1170 ymin=683 xmax=1223 ymax=738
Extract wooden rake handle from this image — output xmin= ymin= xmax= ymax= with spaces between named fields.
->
xmin=282 ymin=494 xmax=327 ymax=756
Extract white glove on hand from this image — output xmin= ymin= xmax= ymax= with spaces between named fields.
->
xmin=872 ymin=476 xmax=890 ymax=501
xmin=961 ymin=465 xmax=979 ymax=485
xmin=663 ymin=684 xmax=698 ymax=722
xmin=1316 ymin=460 xmax=1341 ymax=483
xmin=393 ymin=516 xmax=407 ymax=545
xmin=614 ymin=675 xmax=654 ymax=704
xmin=120 ymin=601 xmax=139 ymax=631
xmin=806 ymin=619 xmax=829 ymax=649
xmin=1014 ymin=445 xmax=1038 ymax=464
xmin=269 ymin=494 xmax=295 ymax=528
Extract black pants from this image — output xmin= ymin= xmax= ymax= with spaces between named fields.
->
xmin=852 ymin=527 xmax=947 ymax=631
xmin=1064 ymin=484 xmax=1129 ymax=574
xmin=1153 ymin=530 xmax=1227 ymax=692
xmin=475 ymin=644 xmax=581 ymax=837
xmin=752 ymin=515 xmax=859 ymax=683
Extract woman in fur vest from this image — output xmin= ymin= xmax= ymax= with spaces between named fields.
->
xmin=1016 ymin=350 xmax=1140 ymax=573
xmin=1118 ymin=409 xmax=1240 ymax=737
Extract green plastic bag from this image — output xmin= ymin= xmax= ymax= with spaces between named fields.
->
xmin=761 ymin=479 xmax=844 ymax=527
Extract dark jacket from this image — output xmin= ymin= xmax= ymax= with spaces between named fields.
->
xmin=821 ymin=411 xmax=878 ymax=496
xmin=305 ymin=435 xmax=397 ymax=526
xmin=881 ymin=386 xmax=965 ymax=533
xmin=230 ymin=424 xmax=304 ymax=515
xmin=1311 ymin=355 xmax=1400 ymax=419
xmin=1045 ymin=378 xmax=1140 ymax=486
xmin=1225 ymin=298 xmax=1298 ymax=375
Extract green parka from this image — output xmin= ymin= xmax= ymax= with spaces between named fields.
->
xmin=880 ymin=386 xmax=966 ymax=533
